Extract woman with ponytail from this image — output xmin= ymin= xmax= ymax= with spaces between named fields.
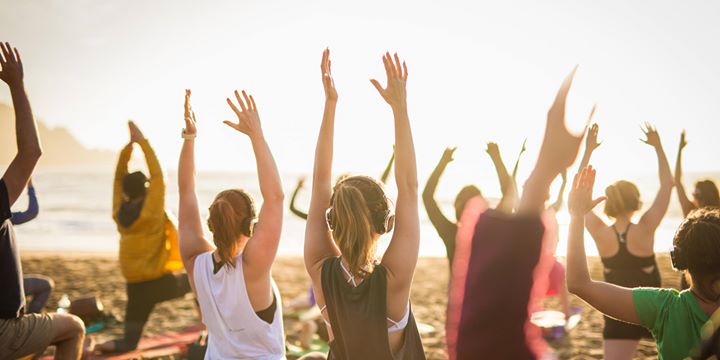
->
xmin=580 ymin=123 xmax=674 ymax=359
xmin=178 ymin=89 xmax=286 ymax=359
xmin=303 ymin=49 xmax=424 ymax=360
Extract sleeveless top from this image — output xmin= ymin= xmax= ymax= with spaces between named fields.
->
xmin=600 ymin=224 xmax=661 ymax=288
xmin=193 ymin=252 xmax=286 ymax=360
xmin=320 ymin=257 xmax=426 ymax=360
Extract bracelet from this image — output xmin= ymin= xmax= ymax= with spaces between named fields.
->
xmin=182 ymin=128 xmax=196 ymax=140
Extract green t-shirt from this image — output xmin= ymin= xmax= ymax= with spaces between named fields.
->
xmin=634 ymin=288 xmax=710 ymax=360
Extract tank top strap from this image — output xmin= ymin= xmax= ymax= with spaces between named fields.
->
xmin=612 ymin=223 xmax=632 ymax=245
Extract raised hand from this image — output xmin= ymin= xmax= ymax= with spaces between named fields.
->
xmin=183 ymin=89 xmax=197 ymax=137
xmin=486 ymin=142 xmax=500 ymax=158
xmin=441 ymin=146 xmax=457 ymax=164
xmin=321 ymin=48 xmax=338 ymax=102
xmin=128 ymin=121 xmax=144 ymax=143
xmin=224 ymin=90 xmax=262 ymax=138
xmin=641 ymin=122 xmax=661 ymax=148
xmin=0 ymin=42 xmax=23 ymax=88
xmin=297 ymin=177 xmax=306 ymax=188
xmin=568 ymin=166 xmax=606 ymax=217
xmin=370 ymin=52 xmax=408 ymax=110
xmin=536 ymin=67 xmax=587 ymax=176
xmin=678 ymin=130 xmax=688 ymax=151
xmin=585 ymin=122 xmax=601 ymax=152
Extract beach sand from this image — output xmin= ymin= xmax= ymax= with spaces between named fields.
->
xmin=23 ymin=253 xmax=683 ymax=359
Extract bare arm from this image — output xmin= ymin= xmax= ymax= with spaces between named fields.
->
xmin=0 ymin=43 xmax=42 ymax=206
xmin=178 ymin=90 xmax=213 ymax=274
xmin=567 ymin=167 xmax=640 ymax=325
xmin=379 ymin=150 xmax=395 ymax=184
xmin=487 ymin=142 xmax=516 ymax=213
xmin=548 ymin=170 xmax=567 ymax=212
xmin=304 ymin=48 xmax=342 ymax=278
xmin=674 ymin=131 xmax=695 ymax=217
xmin=224 ymin=90 xmax=285 ymax=278
xmin=422 ymin=148 xmax=457 ymax=245
xmin=638 ymin=124 xmax=674 ymax=231
xmin=577 ymin=120 xmax=599 ymax=173
xmin=372 ymin=53 xmax=419 ymax=288
xmin=289 ymin=178 xmax=309 ymax=220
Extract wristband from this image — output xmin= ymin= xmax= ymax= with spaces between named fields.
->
xmin=182 ymin=128 xmax=196 ymax=140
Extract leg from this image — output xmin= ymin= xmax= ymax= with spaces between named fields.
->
xmin=97 ymin=280 xmax=156 ymax=353
xmin=50 ymin=313 xmax=85 ymax=360
xmin=603 ymin=339 xmax=639 ymax=360
xmin=24 ymin=275 xmax=54 ymax=313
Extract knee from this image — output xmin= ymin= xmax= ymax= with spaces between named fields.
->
xmin=53 ymin=313 xmax=85 ymax=338
xmin=298 ymin=352 xmax=327 ymax=360
xmin=45 ymin=277 xmax=55 ymax=291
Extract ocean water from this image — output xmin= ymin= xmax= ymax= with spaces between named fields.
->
xmin=13 ymin=170 xmax=688 ymax=257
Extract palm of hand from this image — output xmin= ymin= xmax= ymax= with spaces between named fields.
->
xmin=0 ymin=43 xmax=23 ymax=86
xmin=441 ymin=147 xmax=456 ymax=163
xmin=371 ymin=52 xmax=408 ymax=109
xmin=486 ymin=143 xmax=500 ymax=157
xmin=320 ymin=49 xmax=338 ymax=101
xmin=642 ymin=126 xmax=661 ymax=147
xmin=184 ymin=89 xmax=197 ymax=135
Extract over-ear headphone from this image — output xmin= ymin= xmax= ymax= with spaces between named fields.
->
xmin=207 ymin=189 xmax=257 ymax=237
xmin=326 ymin=176 xmax=395 ymax=234
xmin=671 ymin=246 xmax=688 ymax=271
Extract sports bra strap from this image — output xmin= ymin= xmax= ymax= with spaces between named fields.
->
xmin=339 ymin=260 xmax=358 ymax=287
xmin=612 ymin=223 xmax=632 ymax=244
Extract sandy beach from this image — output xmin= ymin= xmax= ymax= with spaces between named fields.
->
xmin=22 ymin=253 xmax=684 ymax=359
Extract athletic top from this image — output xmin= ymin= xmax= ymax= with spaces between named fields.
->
xmin=0 ymin=180 xmax=26 ymax=319
xmin=600 ymin=224 xmax=660 ymax=288
xmin=320 ymin=257 xmax=425 ymax=360
xmin=193 ymin=252 xmax=286 ymax=360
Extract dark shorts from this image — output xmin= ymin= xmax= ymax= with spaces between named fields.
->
xmin=603 ymin=315 xmax=652 ymax=340
xmin=0 ymin=313 xmax=54 ymax=359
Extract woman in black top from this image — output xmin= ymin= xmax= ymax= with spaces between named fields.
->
xmin=303 ymin=49 xmax=424 ymax=359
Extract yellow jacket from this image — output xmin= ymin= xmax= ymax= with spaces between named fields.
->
xmin=112 ymin=139 xmax=183 ymax=283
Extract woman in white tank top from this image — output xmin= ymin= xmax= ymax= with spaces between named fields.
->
xmin=177 ymin=89 xmax=286 ymax=359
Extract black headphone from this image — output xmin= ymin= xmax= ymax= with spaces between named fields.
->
xmin=671 ymin=246 xmax=688 ymax=271
xmin=325 ymin=176 xmax=395 ymax=234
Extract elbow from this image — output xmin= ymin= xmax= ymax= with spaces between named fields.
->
xmin=567 ymin=279 xmax=589 ymax=297
xmin=19 ymin=146 xmax=43 ymax=162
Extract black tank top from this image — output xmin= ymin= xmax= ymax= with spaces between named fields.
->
xmin=320 ymin=257 xmax=426 ymax=360
xmin=600 ymin=224 xmax=661 ymax=288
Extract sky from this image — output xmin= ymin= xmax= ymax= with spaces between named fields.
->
xmin=1 ymin=0 xmax=718 ymax=200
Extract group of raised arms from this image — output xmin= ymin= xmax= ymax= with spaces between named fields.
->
xmin=2 ymin=41 xmax=720 ymax=360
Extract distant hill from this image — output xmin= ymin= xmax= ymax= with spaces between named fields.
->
xmin=0 ymin=103 xmax=116 ymax=169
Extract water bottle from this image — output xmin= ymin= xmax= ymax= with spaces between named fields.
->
xmin=57 ymin=294 xmax=71 ymax=314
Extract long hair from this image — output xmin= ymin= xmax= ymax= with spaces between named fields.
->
xmin=327 ymin=176 xmax=391 ymax=279
xmin=674 ymin=208 xmax=720 ymax=301
xmin=207 ymin=189 xmax=256 ymax=269
xmin=694 ymin=180 xmax=720 ymax=209
xmin=604 ymin=180 xmax=641 ymax=218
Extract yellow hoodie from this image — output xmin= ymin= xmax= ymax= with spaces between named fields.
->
xmin=112 ymin=139 xmax=183 ymax=283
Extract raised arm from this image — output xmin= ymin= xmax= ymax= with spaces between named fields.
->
xmin=372 ymin=53 xmax=419 ymax=287
xmin=305 ymin=48 xmax=342 ymax=276
xmin=112 ymin=142 xmax=133 ymax=221
xmin=567 ymin=166 xmax=639 ymax=325
xmin=422 ymin=147 xmax=457 ymax=244
xmin=379 ymin=149 xmax=395 ymax=184
xmin=487 ymin=142 xmax=517 ymax=213
xmin=519 ymin=67 xmax=585 ymax=214
xmin=674 ymin=131 xmax=695 ymax=217
xmin=224 ymin=90 xmax=285 ymax=276
xmin=128 ymin=122 xmax=166 ymax=219
xmin=511 ymin=139 xmax=527 ymax=181
xmin=578 ymin=122 xmax=605 ymax=232
xmin=289 ymin=178 xmax=308 ymax=220
xmin=0 ymin=43 xmax=42 ymax=206
xmin=548 ymin=170 xmax=567 ymax=212
xmin=11 ymin=179 xmax=38 ymax=225
xmin=638 ymin=123 xmax=674 ymax=231
xmin=178 ymin=90 xmax=213 ymax=273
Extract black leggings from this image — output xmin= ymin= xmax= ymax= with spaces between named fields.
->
xmin=115 ymin=273 xmax=191 ymax=352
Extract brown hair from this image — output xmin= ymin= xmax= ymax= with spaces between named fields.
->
xmin=694 ymin=180 xmax=720 ymax=209
xmin=455 ymin=185 xmax=482 ymax=221
xmin=673 ymin=208 xmax=720 ymax=300
xmin=327 ymin=176 xmax=391 ymax=279
xmin=604 ymin=180 xmax=641 ymax=218
xmin=207 ymin=189 xmax=256 ymax=269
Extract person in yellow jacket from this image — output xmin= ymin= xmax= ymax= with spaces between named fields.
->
xmin=96 ymin=121 xmax=190 ymax=353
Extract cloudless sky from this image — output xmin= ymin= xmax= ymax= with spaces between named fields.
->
xmin=1 ymin=0 xmax=718 ymax=200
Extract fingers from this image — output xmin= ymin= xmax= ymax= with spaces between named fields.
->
xmin=370 ymin=79 xmax=384 ymax=96
xmin=242 ymin=90 xmax=252 ymax=111
xmin=393 ymin=53 xmax=402 ymax=78
xmin=234 ymin=90 xmax=248 ymax=112
xmin=587 ymin=104 xmax=597 ymax=124
xmin=223 ymin=120 xmax=240 ymax=131
xmin=403 ymin=61 xmax=408 ymax=80
xmin=591 ymin=196 xmax=607 ymax=208
xmin=249 ymin=95 xmax=257 ymax=111
xmin=382 ymin=53 xmax=393 ymax=80
xmin=226 ymin=97 xmax=241 ymax=115
xmin=13 ymin=47 xmax=20 ymax=65
xmin=0 ymin=42 xmax=7 ymax=63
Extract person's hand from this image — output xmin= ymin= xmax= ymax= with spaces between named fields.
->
xmin=440 ymin=146 xmax=456 ymax=164
xmin=128 ymin=121 xmax=144 ymax=143
xmin=370 ymin=52 xmax=408 ymax=110
xmin=585 ymin=122 xmax=601 ymax=152
xmin=183 ymin=89 xmax=197 ymax=137
xmin=568 ymin=166 xmax=606 ymax=217
xmin=320 ymin=48 xmax=338 ymax=102
xmin=535 ymin=67 xmax=587 ymax=176
xmin=297 ymin=177 xmax=306 ymax=188
xmin=486 ymin=142 xmax=500 ymax=158
xmin=641 ymin=122 xmax=661 ymax=148
xmin=224 ymin=90 xmax=262 ymax=139
xmin=678 ymin=130 xmax=688 ymax=151
xmin=0 ymin=42 xmax=23 ymax=88
xmin=27 ymin=177 xmax=33 ymax=188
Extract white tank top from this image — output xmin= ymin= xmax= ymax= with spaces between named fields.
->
xmin=193 ymin=252 xmax=286 ymax=360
